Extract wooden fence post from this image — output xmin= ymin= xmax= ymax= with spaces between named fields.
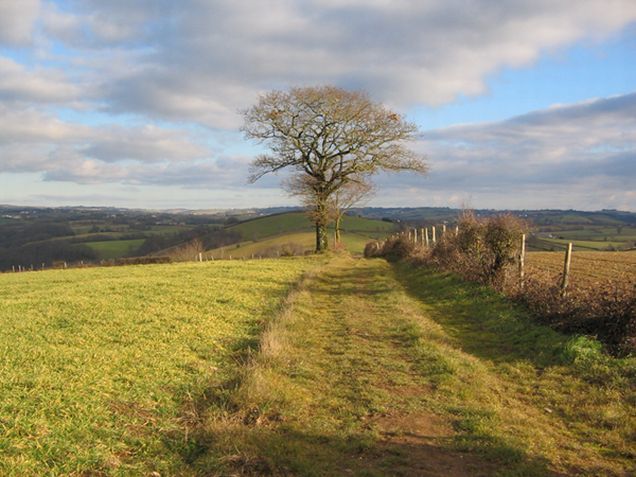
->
xmin=561 ymin=243 xmax=573 ymax=297
xmin=455 ymin=225 xmax=459 ymax=236
xmin=518 ymin=234 xmax=526 ymax=289
xmin=413 ymin=228 xmax=418 ymax=244
xmin=431 ymin=226 xmax=436 ymax=244
xmin=198 ymin=252 xmax=203 ymax=262
xmin=442 ymin=224 xmax=446 ymax=236
xmin=424 ymin=228 xmax=429 ymax=247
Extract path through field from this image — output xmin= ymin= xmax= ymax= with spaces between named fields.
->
xmin=205 ymin=256 xmax=634 ymax=476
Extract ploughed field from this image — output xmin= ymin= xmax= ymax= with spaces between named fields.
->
xmin=0 ymin=258 xmax=316 ymax=475
xmin=526 ymin=250 xmax=636 ymax=286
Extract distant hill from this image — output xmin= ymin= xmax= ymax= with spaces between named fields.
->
xmin=204 ymin=212 xmax=396 ymax=257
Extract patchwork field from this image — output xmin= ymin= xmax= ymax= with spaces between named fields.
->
xmin=0 ymin=258 xmax=317 ymax=475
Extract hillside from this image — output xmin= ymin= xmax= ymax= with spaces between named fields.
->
xmin=205 ymin=212 xmax=395 ymax=256
xmin=0 ymin=254 xmax=633 ymax=475
xmin=227 ymin=211 xmax=395 ymax=241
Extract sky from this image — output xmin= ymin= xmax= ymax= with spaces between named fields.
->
xmin=0 ymin=0 xmax=635 ymax=211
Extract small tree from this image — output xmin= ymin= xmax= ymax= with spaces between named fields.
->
xmin=331 ymin=177 xmax=374 ymax=245
xmin=243 ymin=86 xmax=427 ymax=252
xmin=284 ymin=173 xmax=374 ymax=246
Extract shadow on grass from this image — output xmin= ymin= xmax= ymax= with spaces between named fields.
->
xmin=390 ymin=262 xmax=570 ymax=368
xmin=170 ymin=423 xmax=562 ymax=476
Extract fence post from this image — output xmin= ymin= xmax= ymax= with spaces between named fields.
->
xmin=518 ymin=234 xmax=526 ymax=289
xmin=442 ymin=224 xmax=446 ymax=236
xmin=455 ymin=225 xmax=459 ymax=236
xmin=198 ymin=252 xmax=203 ymax=262
xmin=432 ymin=226 xmax=436 ymax=244
xmin=424 ymin=228 xmax=429 ymax=247
xmin=413 ymin=228 xmax=418 ymax=244
xmin=561 ymin=242 xmax=573 ymax=298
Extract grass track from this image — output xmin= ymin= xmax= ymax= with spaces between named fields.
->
xmin=201 ymin=256 xmax=635 ymax=476
xmin=0 ymin=258 xmax=319 ymax=475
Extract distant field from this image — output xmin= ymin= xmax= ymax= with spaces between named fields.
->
xmin=229 ymin=211 xmax=395 ymax=241
xmin=540 ymin=237 xmax=628 ymax=250
xmin=84 ymin=238 xmax=146 ymax=259
xmin=526 ymin=250 xmax=636 ymax=285
xmin=208 ymin=230 xmax=374 ymax=258
xmin=532 ymin=224 xmax=636 ymax=251
xmin=0 ymin=258 xmax=316 ymax=475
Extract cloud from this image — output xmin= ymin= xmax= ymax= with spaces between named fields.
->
xmin=0 ymin=106 xmax=228 ymax=184
xmin=0 ymin=57 xmax=86 ymax=105
xmin=5 ymin=0 xmax=632 ymax=127
xmin=0 ymin=0 xmax=39 ymax=46
xmin=0 ymin=1 xmax=635 ymax=209
xmin=389 ymin=92 xmax=636 ymax=209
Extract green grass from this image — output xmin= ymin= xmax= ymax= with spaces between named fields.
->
xmin=0 ymin=258 xmax=318 ymax=475
xmin=3 ymin=254 xmax=633 ymax=475
xmin=541 ymin=237 xmax=628 ymax=250
xmin=208 ymin=231 xmax=376 ymax=258
xmin=84 ymin=239 xmax=146 ymax=259
xmin=229 ymin=211 xmax=395 ymax=241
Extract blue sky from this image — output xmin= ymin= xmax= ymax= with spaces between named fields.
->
xmin=0 ymin=0 xmax=635 ymax=210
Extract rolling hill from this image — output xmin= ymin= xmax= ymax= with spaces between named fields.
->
xmin=204 ymin=211 xmax=396 ymax=257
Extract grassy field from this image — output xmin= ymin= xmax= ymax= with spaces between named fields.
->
xmin=526 ymin=250 xmax=636 ymax=285
xmin=532 ymin=225 xmax=636 ymax=251
xmin=84 ymin=238 xmax=147 ymax=259
xmin=229 ymin=212 xmax=395 ymax=242
xmin=0 ymin=258 xmax=318 ymax=475
xmin=539 ymin=237 xmax=628 ymax=251
xmin=208 ymin=231 xmax=375 ymax=258
xmin=2 ymin=253 xmax=633 ymax=475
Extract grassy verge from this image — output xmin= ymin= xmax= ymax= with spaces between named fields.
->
xmin=0 ymin=258 xmax=320 ymax=475
xmin=200 ymin=256 xmax=634 ymax=476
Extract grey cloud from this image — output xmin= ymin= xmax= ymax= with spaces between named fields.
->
xmin=30 ymin=0 xmax=636 ymax=127
xmin=407 ymin=93 xmax=636 ymax=208
xmin=0 ymin=106 xmax=220 ymax=184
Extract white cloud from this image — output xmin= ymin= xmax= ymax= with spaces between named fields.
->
xmin=0 ymin=0 xmax=39 ymax=46
xmin=0 ymin=57 xmax=84 ymax=104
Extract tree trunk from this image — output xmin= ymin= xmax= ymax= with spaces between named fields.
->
xmin=315 ymin=222 xmax=328 ymax=252
xmin=335 ymin=214 xmax=342 ymax=244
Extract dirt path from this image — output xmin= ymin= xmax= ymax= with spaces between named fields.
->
xmin=200 ymin=255 xmax=633 ymax=476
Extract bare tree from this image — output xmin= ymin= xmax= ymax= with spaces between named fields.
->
xmin=243 ymin=86 xmax=427 ymax=252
